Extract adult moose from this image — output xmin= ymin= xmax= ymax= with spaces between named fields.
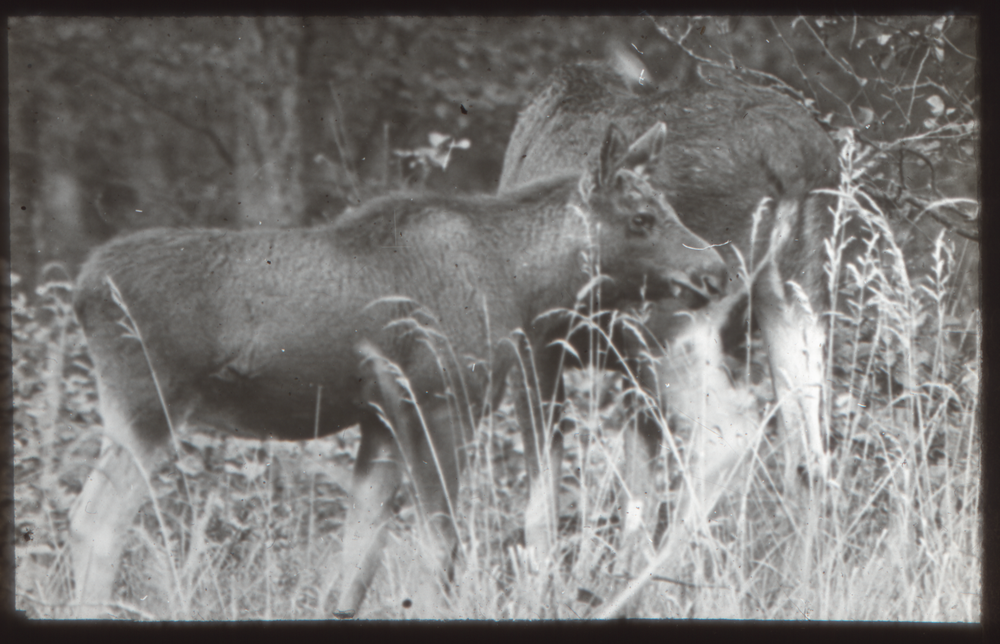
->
xmin=69 ymin=121 xmax=728 ymax=618
xmin=499 ymin=62 xmax=840 ymax=539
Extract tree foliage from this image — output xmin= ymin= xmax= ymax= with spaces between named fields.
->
xmin=9 ymin=16 xmax=977 ymax=296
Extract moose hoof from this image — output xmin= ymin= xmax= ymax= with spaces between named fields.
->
xmin=333 ymin=609 xmax=356 ymax=619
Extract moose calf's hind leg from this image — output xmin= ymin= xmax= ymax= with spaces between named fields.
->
xmin=68 ymin=433 xmax=162 ymax=618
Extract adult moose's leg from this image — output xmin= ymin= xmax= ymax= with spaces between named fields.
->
xmin=616 ymin=354 xmax=665 ymax=618
xmin=598 ymin=308 xmax=759 ymax=619
xmin=661 ymin=305 xmax=759 ymax=538
xmin=623 ymin=299 xmax=710 ymax=548
xmin=754 ymin=252 xmax=828 ymax=486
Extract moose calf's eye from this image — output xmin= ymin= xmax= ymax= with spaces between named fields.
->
xmin=631 ymin=213 xmax=655 ymax=229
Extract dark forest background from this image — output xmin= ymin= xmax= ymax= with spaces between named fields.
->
xmin=8 ymin=16 xmax=978 ymax=297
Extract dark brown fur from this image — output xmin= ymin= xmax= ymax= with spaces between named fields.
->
xmin=501 ymin=63 xmax=838 ymax=306
xmin=500 ymin=63 xmax=840 ymax=543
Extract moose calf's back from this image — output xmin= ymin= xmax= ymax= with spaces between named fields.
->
xmin=74 ymin=178 xmax=587 ymax=441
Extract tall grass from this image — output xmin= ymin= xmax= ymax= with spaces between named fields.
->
xmin=12 ymin=130 xmax=979 ymax=620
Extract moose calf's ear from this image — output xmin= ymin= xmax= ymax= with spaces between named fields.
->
xmin=622 ymin=121 xmax=668 ymax=171
xmin=598 ymin=123 xmax=630 ymax=186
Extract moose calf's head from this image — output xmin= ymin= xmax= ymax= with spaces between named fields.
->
xmin=581 ymin=122 xmax=728 ymax=306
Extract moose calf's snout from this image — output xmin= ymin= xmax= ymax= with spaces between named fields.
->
xmin=700 ymin=263 xmax=728 ymax=298
xmin=688 ymin=255 xmax=728 ymax=300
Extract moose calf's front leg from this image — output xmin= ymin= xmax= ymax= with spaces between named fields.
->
xmin=333 ymin=422 xmax=403 ymax=618
xmin=622 ymin=382 xmax=662 ymax=543
xmin=513 ymin=353 xmax=565 ymax=567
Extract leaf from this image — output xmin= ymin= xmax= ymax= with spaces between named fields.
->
xmin=833 ymin=392 xmax=854 ymax=416
xmin=961 ymin=364 xmax=979 ymax=393
xmin=225 ymin=459 xmax=268 ymax=480
xmin=428 ymin=132 xmax=450 ymax=147
xmin=176 ymin=453 xmax=206 ymax=477
xmin=575 ymin=274 xmax=613 ymax=301
xmin=547 ymin=338 xmax=581 ymax=362
xmin=926 ymin=95 xmax=945 ymax=118
xmin=184 ymin=431 xmax=223 ymax=451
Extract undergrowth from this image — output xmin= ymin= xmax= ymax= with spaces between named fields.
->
xmin=12 ymin=130 xmax=980 ymax=621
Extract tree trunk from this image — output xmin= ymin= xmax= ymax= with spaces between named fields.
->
xmin=232 ymin=17 xmax=306 ymax=228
